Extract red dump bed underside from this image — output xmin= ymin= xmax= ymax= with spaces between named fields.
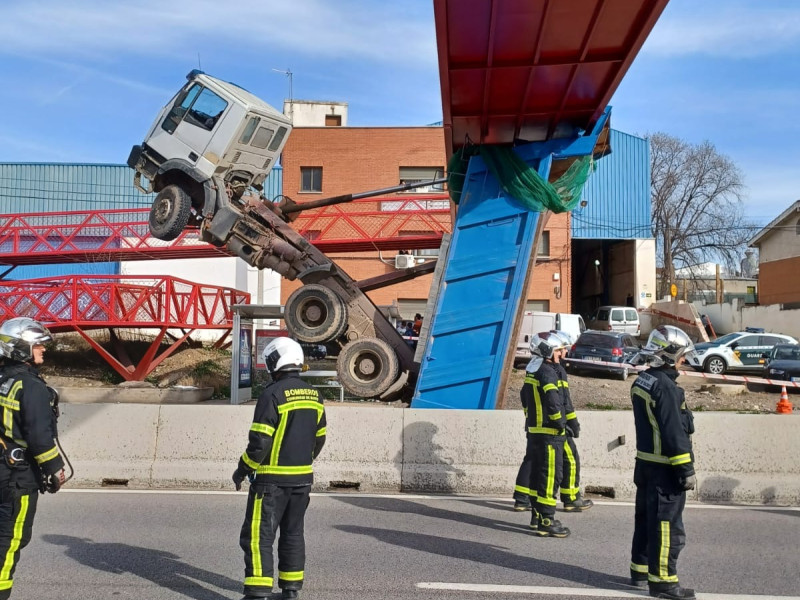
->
xmin=435 ymin=0 xmax=669 ymax=153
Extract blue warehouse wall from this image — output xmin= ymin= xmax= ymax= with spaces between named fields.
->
xmin=0 ymin=162 xmax=282 ymax=277
xmin=572 ymin=129 xmax=651 ymax=240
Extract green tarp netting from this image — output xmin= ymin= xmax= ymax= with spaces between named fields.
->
xmin=446 ymin=145 xmax=594 ymax=213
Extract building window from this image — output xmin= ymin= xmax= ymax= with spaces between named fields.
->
xmin=537 ymin=231 xmax=550 ymax=257
xmin=300 ymin=167 xmax=322 ymax=192
xmin=399 ymin=231 xmax=439 ymax=257
xmin=399 ymin=167 xmax=444 ymax=193
xmin=325 ymin=114 xmax=342 ymax=127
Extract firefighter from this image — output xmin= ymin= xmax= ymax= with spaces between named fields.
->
xmin=524 ymin=331 xmax=571 ymax=537
xmin=0 ymin=317 xmax=66 ymax=600
xmin=629 ymin=325 xmax=697 ymax=600
xmin=232 ymin=337 xmax=326 ymax=600
xmin=550 ymin=330 xmax=593 ymax=512
xmin=512 ymin=330 xmax=593 ymax=513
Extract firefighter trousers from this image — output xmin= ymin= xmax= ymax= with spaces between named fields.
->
xmin=515 ymin=435 xmax=580 ymax=505
xmin=528 ymin=435 xmax=564 ymax=520
xmin=239 ymin=483 xmax=310 ymax=598
xmin=630 ymin=461 xmax=687 ymax=585
xmin=0 ymin=484 xmax=39 ymax=600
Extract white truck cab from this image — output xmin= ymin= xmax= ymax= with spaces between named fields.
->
xmin=128 ymin=70 xmax=292 ymax=241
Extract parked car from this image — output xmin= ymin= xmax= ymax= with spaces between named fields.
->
xmin=563 ymin=330 xmax=640 ymax=380
xmin=515 ymin=311 xmax=586 ymax=363
xmin=762 ymin=343 xmax=800 ymax=388
xmin=686 ymin=331 xmax=798 ymax=375
xmin=587 ymin=306 xmax=640 ymax=336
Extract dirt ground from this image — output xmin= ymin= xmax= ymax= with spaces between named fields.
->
xmin=38 ymin=333 xmax=793 ymax=412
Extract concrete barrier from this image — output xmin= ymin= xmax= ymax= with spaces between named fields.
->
xmin=57 ymin=404 xmax=800 ymax=505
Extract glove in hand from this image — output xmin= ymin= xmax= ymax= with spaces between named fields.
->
xmin=232 ymin=469 xmax=247 ymax=491
xmin=44 ymin=470 xmax=65 ymax=494
xmin=680 ymin=474 xmax=697 ymax=491
xmin=566 ymin=421 xmax=580 ymax=438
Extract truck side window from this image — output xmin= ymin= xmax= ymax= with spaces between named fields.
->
xmin=251 ymin=126 xmax=276 ymax=149
xmin=239 ymin=117 xmax=260 ymax=144
xmin=268 ymin=126 xmax=289 ymax=152
xmin=162 ymin=84 xmax=202 ymax=134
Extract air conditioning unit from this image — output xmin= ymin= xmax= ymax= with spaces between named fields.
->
xmin=395 ymin=254 xmax=416 ymax=269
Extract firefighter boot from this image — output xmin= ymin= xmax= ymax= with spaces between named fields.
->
xmin=532 ymin=516 xmax=570 ymax=538
xmin=562 ymin=496 xmax=594 ymax=512
xmin=649 ymin=583 xmax=696 ymax=600
xmin=629 ymin=570 xmax=648 ymax=588
xmin=281 ymin=590 xmax=300 ymax=599
xmin=513 ymin=494 xmax=532 ymax=511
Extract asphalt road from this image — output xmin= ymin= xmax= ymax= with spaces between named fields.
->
xmin=11 ymin=490 xmax=800 ymax=600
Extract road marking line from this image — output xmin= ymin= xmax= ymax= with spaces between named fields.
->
xmin=417 ymin=582 xmax=800 ymax=599
xmin=57 ymin=490 xmax=800 ymax=511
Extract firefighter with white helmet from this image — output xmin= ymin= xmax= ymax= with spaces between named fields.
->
xmin=515 ymin=331 xmax=572 ymax=537
xmin=232 ymin=336 xmax=326 ymax=600
xmin=629 ymin=325 xmax=697 ymax=599
xmin=0 ymin=317 xmax=66 ymax=600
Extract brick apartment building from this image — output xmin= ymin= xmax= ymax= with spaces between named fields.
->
xmin=280 ymin=109 xmax=571 ymax=321
xmin=749 ymin=199 xmax=800 ymax=307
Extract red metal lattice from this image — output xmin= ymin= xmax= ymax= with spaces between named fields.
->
xmin=0 ymin=195 xmax=450 ymax=266
xmin=0 ymin=275 xmax=250 ymax=381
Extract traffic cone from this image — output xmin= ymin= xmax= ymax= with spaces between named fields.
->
xmin=776 ymin=386 xmax=793 ymax=414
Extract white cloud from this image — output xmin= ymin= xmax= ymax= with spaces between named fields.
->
xmin=644 ymin=2 xmax=800 ymax=58
xmin=0 ymin=0 xmax=437 ymax=67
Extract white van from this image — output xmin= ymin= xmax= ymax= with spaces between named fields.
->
xmin=515 ymin=311 xmax=586 ymax=362
xmin=588 ymin=305 xmax=640 ymax=336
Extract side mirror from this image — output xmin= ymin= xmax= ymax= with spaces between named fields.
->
xmin=729 ymin=342 xmax=739 ymax=350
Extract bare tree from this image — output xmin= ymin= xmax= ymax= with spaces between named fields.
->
xmin=650 ymin=132 xmax=752 ymax=299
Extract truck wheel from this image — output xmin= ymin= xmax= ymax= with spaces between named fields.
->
xmin=337 ymin=337 xmax=400 ymax=398
xmin=704 ymin=356 xmax=727 ymax=375
xmin=285 ymin=284 xmax=348 ymax=343
xmin=149 ymin=184 xmax=192 ymax=241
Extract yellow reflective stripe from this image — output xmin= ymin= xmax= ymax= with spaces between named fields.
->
xmin=549 ymin=411 xmax=561 ymax=421
xmin=316 ymin=427 xmax=326 ymax=437
xmin=270 ymin=413 xmax=288 ymax=467
xmin=670 ymin=453 xmax=691 ymax=466
xmin=279 ymin=570 xmax=304 ymax=581
xmin=659 ymin=521 xmax=670 ymax=579
xmin=255 ymin=464 xmax=313 ymax=475
xmin=241 ymin=452 xmax=260 ymax=470
xmin=636 ymin=450 xmax=670 ymax=465
xmin=542 ymin=383 xmax=558 ymax=393
xmin=251 ymin=494 xmax=263 ymax=576
xmin=0 ymin=581 xmax=10 ymax=590
xmin=563 ymin=441 xmax=577 ymax=498
xmin=514 ymin=485 xmax=530 ymax=495
xmin=527 ymin=427 xmax=562 ymax=436
xmin=545 ymin=444 xmax=556 ymax=503
xmin=244 ymin=576 xmax=273 ymax=587
xmin=250 ymin=423 xmax=275 ymax=436
xmin=277 ymin=400 xmax=323 ymax=414
xmin=0 ymin=398 xmax=19 ymax=411
xmin=649 ymin=574 xmax=679 ymax=583
xmin=630 ymin=562 xmax=648 ymax=574
xmin=633 ymin=387 xmax=662 ymax=455
xmin=3 ymin=408 xmax=12 ymax=440
xmin=565 ymin=412 xmax=577 ymax=420
xmin=0 ymin=494 xmax=28 ymax=581
xmin=34 ymin=446 xmax=59 ymax=464
xmin=560 ymin=381 xmax=569 ymax=388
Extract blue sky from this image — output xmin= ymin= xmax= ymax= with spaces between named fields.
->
xmin=0 ymin=0 xmax=798 ymax=225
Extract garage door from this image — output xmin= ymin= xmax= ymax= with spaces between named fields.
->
xmin=398 ymin=299 xmax=429 ymax=321
xmin=525 ymin=300 xmax=550 ymax=312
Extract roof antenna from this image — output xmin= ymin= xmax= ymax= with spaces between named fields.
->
xmin=197 ymin=53 xmax=202 ymax=70
xmin=272 ymin=68 xmax=293 ymax=101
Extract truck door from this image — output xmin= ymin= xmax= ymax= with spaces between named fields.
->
xmin=148 ymin=82 xmax=228 ymax=167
